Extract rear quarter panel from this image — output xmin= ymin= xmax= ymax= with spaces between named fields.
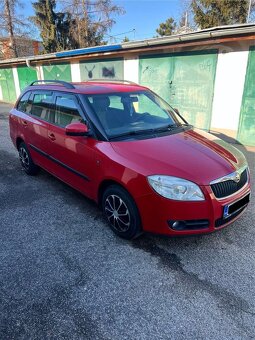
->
xmin=9 ymin=108 xmax=22 ymax=148
xmin=10 ymin=108 xmax=38 ymax=146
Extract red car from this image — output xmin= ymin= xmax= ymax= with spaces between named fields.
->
xmin=9 ymin=80 xmax=251 ymax=239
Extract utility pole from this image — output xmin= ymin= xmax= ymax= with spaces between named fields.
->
xmin=185 ymin=11 xmax=188 ymax=29
xmin=247 ymin=0 xmax=252 ymax=22
xmin=5 ymin=0 xmax=18 ymax=58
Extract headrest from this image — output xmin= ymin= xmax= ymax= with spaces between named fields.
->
xmin=92 ymin=96 xmax=110 ymax=108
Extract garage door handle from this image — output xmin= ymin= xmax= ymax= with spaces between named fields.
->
xmin=48 ymin=133 xmax=56 ymax=141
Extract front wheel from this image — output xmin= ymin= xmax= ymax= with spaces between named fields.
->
xmin=102 ymin=185 xmax=142 ymax=239
xmin=18 ymin=142 xmax=39 ymax=175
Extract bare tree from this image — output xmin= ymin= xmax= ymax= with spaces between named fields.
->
xmin=0 ymin=0 xmax=33 ymax=58
xmin=4 ymin=0 xmax=18 ymax=57
xmin=59 ymin=0 xmax=124 ymax=48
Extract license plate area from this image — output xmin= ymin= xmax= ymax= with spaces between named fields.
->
xmin=223 ymin=193 xmax=250 ymax=219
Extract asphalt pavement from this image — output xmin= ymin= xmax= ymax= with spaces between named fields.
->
xmin=0 ymin=102 xmax=255 ymax=340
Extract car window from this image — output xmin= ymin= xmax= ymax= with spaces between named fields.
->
xmin=55 ymin=94 xmax=84 ymax=127
xmin=85 ymin=91 xmax=181 ymax=137
xmin=17 ymin=91 xmax=32 ymax=113
xmin=109 ymin=96 xmax=124 ymax=110
xmin=31 ymin=92 xmax=54 ymax=122
xmin=134 ymin=93 xmax=168 ymax=118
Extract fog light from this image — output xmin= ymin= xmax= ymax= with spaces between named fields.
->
xmin=168 ymin=219 xmax=210 ymax=231
xmin=171 ymin=221 xmax=187 ymax=231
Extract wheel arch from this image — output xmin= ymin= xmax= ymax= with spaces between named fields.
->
xmin=16 ymin=137 xmax=24 ymax=149
xmin=98 ymin=179 xmax=133 ymax=208
xmin=98 ymin=178 xmax=144 ymax=237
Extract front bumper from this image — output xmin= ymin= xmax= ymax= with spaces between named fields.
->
xmin=136 ymin=182 xmax=251 ymax=236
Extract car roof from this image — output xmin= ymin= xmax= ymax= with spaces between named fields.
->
xmin=26 ymin=81 xmax=149 ymax=95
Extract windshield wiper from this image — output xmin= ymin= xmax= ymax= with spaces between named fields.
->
xmin=109 ymin=124 xmax=193 ymax=140
xmin=179 ymin=123 xmax=193 ymax=127
xmin=157 ymin=123 xmax=193 ymax=130
xmin=152 ymin=123 xmax=183 ymax=132
xmin=109 ymin=128 xmax=156 ymax=140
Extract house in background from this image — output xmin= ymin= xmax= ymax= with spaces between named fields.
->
xmin=0 ymin=37 xmax=42 ymax=60
xmin=0 ymin=23 xmax=254 ymax=146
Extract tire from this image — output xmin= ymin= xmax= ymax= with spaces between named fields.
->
xmin=102 ymin=185 xmax=143 ymax=239
xmin=18 ymin=142 xmax=39 ymax=175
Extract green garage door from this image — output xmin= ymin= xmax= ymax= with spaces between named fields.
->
xmin=139 ymin=50 xmax=218 ymax=130
xmin=80 ymin=58 xmax=124 ymax=81
xmin=42 ymin=63 xmax=72 ymax=81
xmin=237 ymin=46 xmax=255 ymax=146
xmin=0 ymin=68 xmax=16 ymax=103
xmin=17 ymin=66 xmax=38 ymax=91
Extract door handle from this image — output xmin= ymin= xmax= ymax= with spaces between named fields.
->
xmin=22 ymin=120 xmax=28 ymax=127
xmin=48 ymin=133 xmax=56 ymax=141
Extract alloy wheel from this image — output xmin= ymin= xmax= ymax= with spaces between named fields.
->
xmin=104 ymin=194 xmax=131 ymax=232
xmin=19 ymin=147 xmax=30 ymax=170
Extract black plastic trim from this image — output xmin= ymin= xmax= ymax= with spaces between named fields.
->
xmin=29 ymin=144 xmax=90 ymax=181
xmin=211 ymin=169 xmax=248 ymax=199
xmin=30 ymin=80 xmax=75 ymax=89
xmin=215 ymin=206 xmax=247 ymax=228
xmin=168 ymin=219 xmax=209 ymax=231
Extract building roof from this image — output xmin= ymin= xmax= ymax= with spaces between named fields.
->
xmin=0 ymin=23 xmax=255 ymax=66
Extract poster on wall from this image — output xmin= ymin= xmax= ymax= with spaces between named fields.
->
xmin=80 ymin=59 xmax=124 ymax=81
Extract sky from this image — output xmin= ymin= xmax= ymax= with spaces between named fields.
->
xmin=21 ymin=0 xmax=184 ymax=42
xmin=106 ymin=0 xmax=182 ymax=41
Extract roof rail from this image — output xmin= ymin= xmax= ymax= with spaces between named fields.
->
xmin=29 ymin=80 xmax=75 ymax=89
xmin=85 ymin=79 xmax=138 ymax=85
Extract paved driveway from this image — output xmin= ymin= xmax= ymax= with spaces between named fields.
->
xmin=0 ymin=103 xmax=255 ymax=339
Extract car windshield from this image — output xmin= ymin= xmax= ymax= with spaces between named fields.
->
xmin=85 ymin=90 xmax=187 ymax=139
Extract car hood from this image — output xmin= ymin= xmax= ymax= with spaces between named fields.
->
xmin=110 ymin=128 xmax=247 ymax=185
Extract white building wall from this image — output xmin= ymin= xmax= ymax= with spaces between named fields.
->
xmin=210 ymin=47 xmax=249 ymax=135
xmin=37 ymin=65 xmax=44 ymax=80
xmin=12 ymin=67 xmax=21 ymax=98
xmin=124 ymin=57 xmax=139 ymax=83
xmin=71 ymin=62 xmax=81 ymax=82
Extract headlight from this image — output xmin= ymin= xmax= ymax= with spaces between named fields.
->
xmin=147 ymin=175 xmax=205 ymax=201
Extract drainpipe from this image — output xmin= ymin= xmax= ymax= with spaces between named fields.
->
xmin=26 ymin=58 xmax=42 ymax=80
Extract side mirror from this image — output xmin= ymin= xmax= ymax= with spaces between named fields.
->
xmin=65 ymin=122 xmax=89 ymax=136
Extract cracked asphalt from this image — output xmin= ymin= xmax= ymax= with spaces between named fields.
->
xmin=0 ymin=102 xmax=255 ymax=339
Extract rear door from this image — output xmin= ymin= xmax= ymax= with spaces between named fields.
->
xmin=47 ymin=92 xmax=98 ymax=198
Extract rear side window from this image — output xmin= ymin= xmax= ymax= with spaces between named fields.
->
xmin=55 ymin=94 xmax=84 ymax=127
xmin=31 ymin=92 xmax=54 ymax=122
xmin=17 ymin=91 xmax=32 ymax=113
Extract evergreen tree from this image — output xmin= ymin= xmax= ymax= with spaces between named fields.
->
xmin=32 ymin=0 xmax=124 ymax=52
xmin=32 ymin=0 xmax=59 ymax=53
xmin=156 ymin=17 xmax=177 ymax=36
xmin=191 ymin=0 xmax=253 ymax=29
xmin=122 ymin=36 xmax=130 ymax=42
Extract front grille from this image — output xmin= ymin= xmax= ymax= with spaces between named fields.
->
xmin=211 ymin=169 xmax=248 ymax=199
